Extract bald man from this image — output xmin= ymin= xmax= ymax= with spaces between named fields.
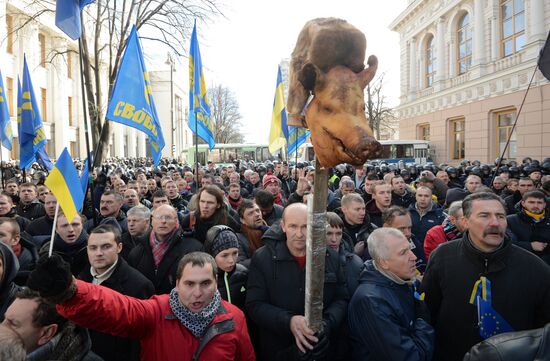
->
xmin=128 ymin=205 xmax=202 ymax=294
xmin=246 ymin=203 xmax=349 ymax=361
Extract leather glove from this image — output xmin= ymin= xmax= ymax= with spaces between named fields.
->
xmin=27 ymin=254 xmax=76 ymax=304
xmin=298 ymin=330 xmax=330 ymax=361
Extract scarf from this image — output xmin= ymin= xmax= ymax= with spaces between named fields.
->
xmin=524 ymin=209 xmax=545 ymax=222
xmin=442 ymin=217 xmax=462 ymax=241
xmin=12 ymin=243 xmax=21 ymax=258
xmin=273 ymin=192 xmax=284 ymax=206
xmin=169 ymin=288 xmax=221 ymax=338
xmin=240 ymin=223 xmax=266 ymax=255
xmin=227 ymin=195 xmax=243 ymax=210
xmin=149 ymin=229 xmax=176 ymax=268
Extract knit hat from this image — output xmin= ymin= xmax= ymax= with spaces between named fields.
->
xmin=206 ymin=226 xmax=239 ymax=257
xmin=263 ymin=175 xmax=279 ymax=188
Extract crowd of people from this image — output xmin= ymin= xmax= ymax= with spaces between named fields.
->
xmin=0 ymin=156 xmax=549 ymax=361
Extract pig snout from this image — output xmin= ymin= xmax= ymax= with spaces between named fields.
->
xmin=353 ymin=136 xmax=383 ymax=161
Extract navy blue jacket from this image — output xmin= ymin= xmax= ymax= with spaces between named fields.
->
xmin=409 ymin=203 xmax=446 ymax=245
xmin=348 ymin=261 xmax=434 ymax=361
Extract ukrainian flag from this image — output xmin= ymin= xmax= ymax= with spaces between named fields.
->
xmin=269 ymin=65 xmax=288 ymax=154
xmin=0 ymin=70 xmax=13 ymax=150
xmin=188 ymin=20 xmax=215 ymax=149
xmin=45 ymin=148 xmax=84 ymax=223
xmin=288 ymin=126 xmax=309 ymax=156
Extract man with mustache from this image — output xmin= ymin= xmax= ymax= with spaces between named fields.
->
xmin=421 ymin=192 xmax=550 ymax=361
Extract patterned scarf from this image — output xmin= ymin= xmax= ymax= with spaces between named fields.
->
xmin=442 ymin=217 xmax=462 ymax=241
xmin=149 ymin=230 xmax=175 ymax=268
xmin=169 ymin=288 xmax=221 ymax=338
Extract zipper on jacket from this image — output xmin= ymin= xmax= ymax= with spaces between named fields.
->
xmin=483 ymin=258 xmax=488 ymax=274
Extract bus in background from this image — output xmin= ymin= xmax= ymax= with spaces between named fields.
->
xmin=296 ymin=140 xmax=432 ymax=165
xmin=183 ymin=143 xmax=272 ymax=166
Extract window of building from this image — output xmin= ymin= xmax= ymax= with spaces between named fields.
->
xmin=45 ymin=125 xmax=54 ymax=157
xmin=38 ymin=33 xmax=46 ymax=67
xmin=6 ymin=15 xmax=13 ymax=54
xmin=426 ymin=35 xmax=435 ymax=87
xmin=70 ymin=141 xmax=78 ymax=157
xmin=496 ymin=109 xmax=517 ymax=159
xmin=418 ymin=124 xmax=430 ymax=141
xmin=40 ymin=88 xmax=47 ymax=121
xmin=67 ymin=52 xmax=72 ymax=79
xmin=501 ymin=0 xmax=525 ymax=57
xmin=450 ymin=118 xmax=465 ymax=160
xmin=457 ymin=13 xmax=472 ymax=74
xmin=6 ymin=77 xmax=13 ymax=116
xmin=68 ymin=96 xmax=73 ymax=126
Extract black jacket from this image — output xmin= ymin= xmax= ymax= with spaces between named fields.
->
xmin=217 ymin=264 xmax=248 ymax=311
xmin=14 ymin=234 xmax=39 ymax=285
xmin=504 ymin=191 xmax=523 ymax=215
xmin=0 ymin=242 xmax=21 ymax=321
xmin=246 ymin=223 xmax=349 ymax=361
xmin=78 ymin=257 xmax=155 ymax=361
xmin=463 ymin=323 xmax=550 ymax=361
xmin=169 ymin=194 xmax=188 ymax=213
xmin=342 ymin=217 xmax=376 ymax=254
xmin=25 ymin=215 xmax=54 ymax=238
xmin=391 ymin=189 xmax=416 ymax=209
xmin=16 ymin=199 xmax=45 ymax=221
xmin=421 ymin=233 xmax=550 ymax=361
xmin=128 ymin=229 xmax=203 ymax=295
xmin=507 ymin=211 xmax=550 ymax=264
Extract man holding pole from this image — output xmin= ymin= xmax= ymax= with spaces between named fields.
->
xmin=246 ymin=203 xmax=348 ymax=361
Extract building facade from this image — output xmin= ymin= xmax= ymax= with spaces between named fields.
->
xmin=1 ymin=0 xmax=191 ymax=162
xmin=390 ymin=0 xmax=549 ymax=164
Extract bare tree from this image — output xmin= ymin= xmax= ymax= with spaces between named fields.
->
xmin=208 ymin=84 xmax=244 ymax=144
xmin=12 ymin=0 xmax=223 ymax=166
xmin=365 ymin=72 xmax=397 ymax=140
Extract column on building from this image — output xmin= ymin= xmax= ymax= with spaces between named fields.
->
xmin=113 ymin=123 xmax=125 ymax=157
xmin=52 ymin=38 xmax=69 ymax=158
xmin=529 ymin=0 xmax=545 ymax=42
xmin=127 ymin=127 xmax=137 ymax=158
xmin=435 ymin=18 xmax=446 ymax=83
xmin=409 ymin=37 xmax=417 ymax=92
xmin=490 ymin=0 xmax=499 ymax=61
xmin=137 ymin=132 xmax=146 ymax=158
xmin=473 ymin=0 xmax=486 ymax=66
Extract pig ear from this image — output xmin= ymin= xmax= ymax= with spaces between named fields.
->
xmin=359 ymin=55 xmax=378 ymax=89
xmin=298 ymin=63 xmax=320 ymax=91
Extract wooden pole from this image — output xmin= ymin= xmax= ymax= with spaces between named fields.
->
xmin=304 ymin=158 xmax=329 ymax=333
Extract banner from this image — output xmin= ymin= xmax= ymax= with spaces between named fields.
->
xmin=0 ymin=70 xmax=12 ymax=150
xmin=268 ymin=65 xmax=288 ymax=154
xmin=56 ymin=0 xmax=95 ymax=40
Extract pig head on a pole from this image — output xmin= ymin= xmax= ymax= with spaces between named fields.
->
xmin=288 ymin=17 xmax=383 ymax=167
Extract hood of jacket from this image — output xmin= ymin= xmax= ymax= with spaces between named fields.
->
xmin=0 ymin=242 xmax=19 ymax=295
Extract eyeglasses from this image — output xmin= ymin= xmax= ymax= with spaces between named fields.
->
xmin=153 ymin=215 xmax=176 ymax=221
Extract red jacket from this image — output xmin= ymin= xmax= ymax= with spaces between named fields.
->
xmin=424 ymin=225 xmax=446 ymax=261
xmin=58 ymin=280 xmax=255 ymax=361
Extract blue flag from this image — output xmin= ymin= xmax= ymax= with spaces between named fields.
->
xmin=0 ymin=70 xmax=13 ymax=150
xmin=55 ymin=0 xmax=95 ymax=40
xmin=106 ymin=26 xmax=165 ymax=165
xmin=469 ymin=277 xmax=514 ymax=339
xmin=36 ymin=146 xmax=53 ymax=171
xmin=189 ymin=20 xmax=215 ymax=150
xmin=80 ymin=158 xmax=89 ymax=199
xmin=287 ymin=126 xmax=309 ymax=156
xmin=269 ymin=65 xmax=288 ymax=154
xmin=20 ymin=55 xmax=50 ymax=170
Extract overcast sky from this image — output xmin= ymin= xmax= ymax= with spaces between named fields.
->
xmin=153 ymin=0 xmax=408 ymax=144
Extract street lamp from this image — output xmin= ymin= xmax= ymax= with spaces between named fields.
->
xmin=165 ymin=52 xmax=175 ymax=158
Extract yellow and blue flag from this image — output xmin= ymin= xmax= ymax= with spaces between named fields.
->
xmin=0 ymin=70 xmax=13 ymax=150
xmin=45 ymin=148 xmax=84 ymax=222
xmin=55 ymin=0 xmax=95 ymax=40
xmin=287 ymin=126 xmax=309 ymax=156
xmin=189 ymin=20 xmax=215 ymax=150
xmin=19 ymin=55 xmax=50 ymax=170
xmin=106 ymin=26 xmax=165 ymax=165
xmin=469 ymin=276 xmax=514 ymax=339
xmin=268 ymin=65 xmax=288 ymax=154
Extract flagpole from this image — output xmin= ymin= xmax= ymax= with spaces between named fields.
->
xmin=47 ymin=202 xmax=60 ymax=257
xmin=78 ymin=37 xmax=98 ymax=227
xmin=0 ymin=147 xmax=4 ymax=190
xmin=491 ymin=64 xmax=538 ymax=185
xmin=195 ymin=111 xmax=199 ymax=187
xmin=294 ymin=131 xmax=298 ymax=182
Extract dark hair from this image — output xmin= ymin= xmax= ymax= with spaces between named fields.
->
xmin=90 ymin=224 xmax=122 ymax=244
xmin=194 ymin=185 xmax=227 ymax=223
xmin=237 ymin=199 xmax=256 ymax=218
xmin=176 ymin=251 xmax=217 ymax=279
xmin=0 ymin=192 xmax=14 ymax=204
xmin=15 ymin=288 xmax=68 ymax=329
xmin=366 ymin=174 xmax=379 ymax=181
xmin=519 ymin=177 xmax=535 ymax=184
xmin=382 ymin=206 xmax=410 ymax=225
xmin=326 ymin=212 xmax=343 ymax=228
xmin=152 ymin=189 xmax=168 ymax=200
xmin=522 ymin=190 xmax=546 ymax=202
xmin=255 ymin=190 xmax=274 ymax=208
xmin=19 ymin=182 xmax=37 ymax=190
xmin=227 ymin=183 xmax=240 ymax=190
xmin=542 ymin=180 xmax=550 ymax=193
xmin=462 ymin=192 xmax=506 ymax=218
